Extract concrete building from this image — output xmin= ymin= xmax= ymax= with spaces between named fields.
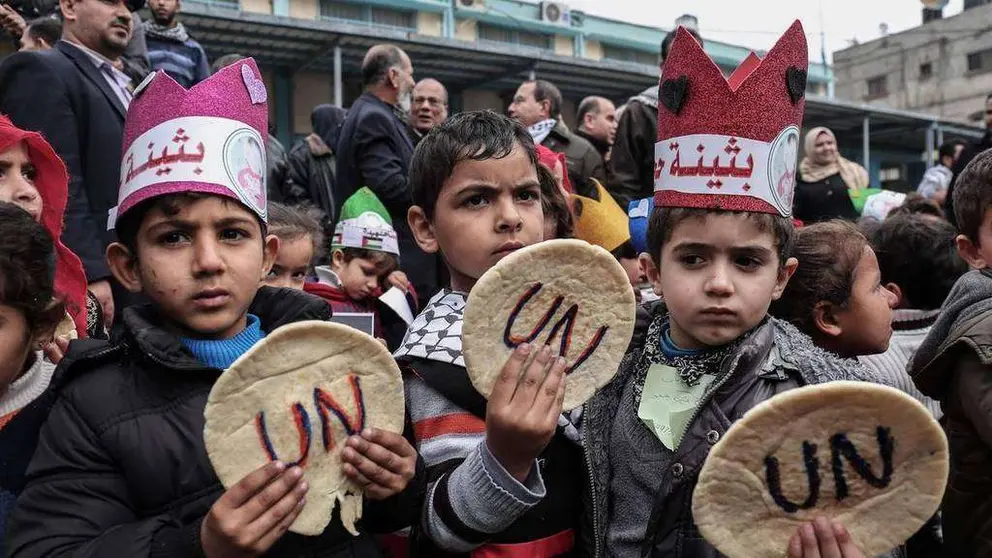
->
xmin=833 ymin=1 xmax=992 ymax=125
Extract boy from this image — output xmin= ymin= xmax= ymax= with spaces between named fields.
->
xmin=582 ymin=24 xmax=875 ymax=557
xmin=911 ymin=148 xmax=992 ymax=556
xmin=6 ymin=59 xmax=420 ymax=558
xmin=861 ymin=213 xmax=966 ymax=417
xmin=395 ymin=110 xmax=574 ymax=556
xmin=305 ymin=187 xmax=415 ymax=346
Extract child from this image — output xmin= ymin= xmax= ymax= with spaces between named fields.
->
xmin=0 ymin=114 xmax=102 ymax=339
xmin=771 ymin=220 xmax=898 ymax=359
xmin=262 ymin=202 xmax=324 ymax=290
xmin=304 ymin=187 xmax=415 ymax=345
xmin=0 ymin=204 xmax=66 ymax=555
xmin=535 ymin=145 xmax=574 ymax=240
xmin=860 ymin=213 xmax=966 ymax=417
xmin=5 ymin=59 xmax=421 ymax=558
xmin=911 ymin=148 xmax=992 ymax=556
xmin=395 ymin=110 xmax=575 ymax=556
xmin=583 ymin=24 xmax=876 ymax=557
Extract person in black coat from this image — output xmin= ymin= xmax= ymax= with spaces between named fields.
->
xmin=336 ymin=44 xmax=439 ymax=307
xmin=0 ymin=0 xmax=143 ymax=323
xmin=284 ymin=104 xmax=346 ymax=235
xmin=945 ymin=94 xmax=992 ymax=228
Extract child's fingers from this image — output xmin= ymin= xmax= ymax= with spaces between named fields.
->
xmin=532 ymin=357 xmax=565 ymax=416
xmin=359 ymin=428 xmax=417 ymax=460
xmin=253 ymin=493 xmax=307 ymax=551
xmin=347 ymin=433 xmax=414 ymax=478
xmin=341 ymin=447 xmax=404 ymax=492
xmin=514 ymin=345 xmax=553 ymax=407
xmin=787 ymin=532 xmax=803 ymax=558
xmin=489 ymin=344 xmax=531 ymax=406
xmin=545 ymin=366 xmax=567 ymax=424
xmin=222 ymin=461 xmax=286 ymax=509
xmin=242 ymin=467 xmax=305 ymax=524
xmin=343 ymin=463 xmax=374 ymax=487
xmin=800 ymin=522 xmax=822 ymax=558
xmin=811 ymin=517 xmax=847 ymax=558
xmin=831 ymin=520 xmax=862 ymax=558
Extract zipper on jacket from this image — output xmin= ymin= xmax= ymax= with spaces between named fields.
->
xmin=672 ymin=349 xmax=747 ymax=463
xmin=581 ymin=401 xmax=601 ymax=558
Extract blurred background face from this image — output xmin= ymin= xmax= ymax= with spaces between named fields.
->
xmin=583 ymin=99 xmax=618 ymax=145
xmin=813 ymin=132 xmax=838 ymax=165
xmin=411 ymin=79 xmax=448 ymax=134
xmin=149 ymin=0 xmax=180 ymax=26
xmin=508 ymin=82 xmax=548 ymax=128
xmin=61 ymin=0 xmax=132 ymax=58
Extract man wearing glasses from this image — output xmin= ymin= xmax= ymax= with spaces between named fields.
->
xmin=408 ymin=78 xmax=448 ymax=145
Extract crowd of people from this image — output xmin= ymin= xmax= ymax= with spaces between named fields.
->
xmin=0 ymin=0 xmax=992 ymax=557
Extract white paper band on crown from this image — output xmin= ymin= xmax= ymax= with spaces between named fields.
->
xmin=115 ymin=116 xmax=267 ymax=223
xmin=335 ymin=222 xmax=400 ymax=255
xmin=654 ymin=126 xmax=800 ymax=217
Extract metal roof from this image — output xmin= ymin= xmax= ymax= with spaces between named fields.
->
xmin=180 ymin=2 xmax=985 ymax=152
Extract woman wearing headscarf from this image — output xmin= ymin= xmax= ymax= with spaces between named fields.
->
xmin=794 ymin=126 xmax=868 ymax=223
xmin=0 ymin=115 xmax=105 ymax=340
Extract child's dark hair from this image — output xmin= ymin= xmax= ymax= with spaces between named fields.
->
xmin=953 ymin=148 xmax=992 ymax=245
xmin=537 ymin=163 xmax=574 ymax=239
xmin=646 ymin=207 xmax=795 ymax=268
xmin=886 ymin=192 xmax=944 ymax=219
xmin=612 ymin=240 xmax=638 ymax=260
xmin=115 ymin=193 xmax=268 ymax=257
xmin=334 ymin=247 xmax=400 ymax=276
xmin=770 ymin=220 xmax=868 ymax=335
xmin=0 ymin=203 xmax=65 ymax=337
xmin=871 ymin=213 xmax=966 ymax=310
xmin=410 ymin=110 xmax=537 ymax=220
xmin=268 ymin=202 xmax=325 ymax=263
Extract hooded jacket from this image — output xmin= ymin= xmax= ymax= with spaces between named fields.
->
xmin=5 ymin=287 xmax=424 ymax=558
xmin=0 ymin=115 xmax=89 ymax=337
xmin=910 ymin=269 xmax=992 ymax=557
xmin=541 ymin=119 xmax=606 ymax=199
xmin=284 ymin=105 xmax=346 ymax=229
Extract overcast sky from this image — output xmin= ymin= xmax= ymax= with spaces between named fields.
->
xmin=565 ymin=0 xmax=964 ymax=64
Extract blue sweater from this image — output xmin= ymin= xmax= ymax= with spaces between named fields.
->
xmin=180 ymin=314 xmax=266 ymax=369
xmin=146 ymin=36 xmax=210 ymax=89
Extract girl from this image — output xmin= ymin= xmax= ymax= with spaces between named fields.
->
xmin=261 ymin=202 xmax=324 ymax=290
xmin=771 ymin=220 xmax=897 ymax=358
xmin=0 ymin=203 xmax=66 ymax=554
xmin=0 ymin=115 xmax=103 ymax=339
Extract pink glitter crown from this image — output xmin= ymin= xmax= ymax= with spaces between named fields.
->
xmin=111 ymin=58 xmax=269 ymax=227
xmin=653 ymin=21 xmax=808 ymax=217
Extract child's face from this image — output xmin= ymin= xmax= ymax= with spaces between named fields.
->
xmin=109 ymin=196 xmax=278 ymax=340
xmin=0 ymin=303 xmax=35 ymax=397
xmin=410 ymin=145 xmax=544 ymax=292
xmin=263 ymin=235 xmax=312 ymax=291
xmin=644 ymin=213 xmax=796 ymax=350
xmin=826 ymin=246 xmax=897 ymax=357
xmin=331 ymin=252 xmax=385 ymax=301
xmin=0 ymin=141 xmax=42 ymax=222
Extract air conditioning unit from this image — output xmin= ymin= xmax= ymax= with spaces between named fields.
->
xmin=455 ymin=0 xmax=485 ymax=10
xmin=541 ymin=1 xmax=570 ymax=26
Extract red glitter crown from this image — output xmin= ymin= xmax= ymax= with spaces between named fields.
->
xmin=654 ymin=20 xmax=808 ymax=217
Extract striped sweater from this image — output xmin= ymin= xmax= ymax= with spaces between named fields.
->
xmin=859 ymin=309 xmax=942 ymax=418
xmin=395 ymin=290 xmax=579 ymax=556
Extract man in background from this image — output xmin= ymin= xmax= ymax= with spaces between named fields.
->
xmin=144 ymin=0 xmax=209 ymax=87
xmin=575 ymin=95 xmax=616 ymax=163
xmin=408 ymin=77 xmax=448 ymax=145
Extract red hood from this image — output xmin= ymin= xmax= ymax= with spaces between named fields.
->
xmin=304 ymin=281 xmax=354 ymax=305
xmin=0 ymin=115 xmax=88 ymax=337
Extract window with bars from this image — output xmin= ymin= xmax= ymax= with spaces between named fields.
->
xmin=602 ymin=44 xmax=659 ymax=66
xmin=477 ymin=23 xmax=550 ymax=50
xmin=320 ymin=1 xmax=415 ymax=30
xmin=866 ymin=75 xmax=888 ymax=99
xmin=968 ymin=48 xmax=992 ymax=73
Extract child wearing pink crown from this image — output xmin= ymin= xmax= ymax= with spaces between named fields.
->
xmin=580 ymin=23 xmax=886 ymax=558
xmin=5 ymin=59 xmax=422 ymax=558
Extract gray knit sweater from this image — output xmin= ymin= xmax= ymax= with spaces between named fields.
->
xmin=860 ymin=309 xmax=942 ymax=418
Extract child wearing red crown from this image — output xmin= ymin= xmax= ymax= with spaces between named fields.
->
xmin=580 ymin=23 xmax=890 ymax=558
xmin=5 ymin=59 xmax=423 ymax=558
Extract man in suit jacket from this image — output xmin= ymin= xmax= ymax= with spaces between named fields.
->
xmin=0 ymin=0 xmax=142 ymax=323
xmin=337 ymin=44 xmax=440 ymax=306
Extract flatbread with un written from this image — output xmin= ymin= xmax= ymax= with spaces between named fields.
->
xmin=463 ymin=239 xmax=636 ymax=410
xmin=203 ymin=321 xmax=404 ymax=536
xmin=692 ymin=382 xmax=948 ymax=558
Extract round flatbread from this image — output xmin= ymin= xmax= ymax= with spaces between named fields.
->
xmin=203 ymin=321 xmax=404 ymax=536
xmin=693 ymin=381 xmax=948 ymax=558
xmin=463 ymin=239 xmax=636 ymax=410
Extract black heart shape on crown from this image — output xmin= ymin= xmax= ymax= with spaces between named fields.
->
xmin=786 ymin=66 xmax=807 ymax=105
xmin=659 ymin=75 xmax=689 ymax=115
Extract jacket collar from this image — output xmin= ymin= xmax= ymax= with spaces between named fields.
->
xmin=575 ymin=128 xmax=610 ymax=157
xmin=57 ymin=40 xmax=127 ymax=120
xmin=121 ymin=286 xmax=332 ymax=370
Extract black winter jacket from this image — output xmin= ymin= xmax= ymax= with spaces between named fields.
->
xmin=6 ymin=287 xmax=423 ymax=558
xmin=284 ymin=134 xmax=338 ymax=234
